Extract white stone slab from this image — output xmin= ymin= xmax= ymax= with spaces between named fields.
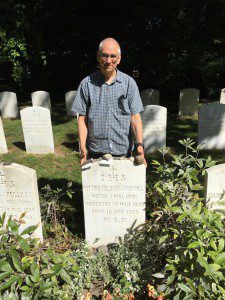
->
xmin=141 ymin=105 xmax=167 ymax=153
xmin=0 ymin=163 xmax=43 ymax=240
xmin=198 ymin=103 xmax=225 ymax=150
xmin=220 ymin=88 xmax=225 ymax=104
xmin=205 ymin=164 xmax=225 ymax=212
xmin=0 ymin=92 xmax=19 ymax=118
xmin=20 ymin=107 xmax=54 ymax=154
xmin=31 ymin=91 xmax=51 ymax=110
xmin=179 ymin=88 xmax=199 ymax=115
xmin=65 ymin=91 xmax=77 ymax=116
xmin=141 ymin=89 xmax=159 ymax=106
xmin=82 ymin=159 xmax=146 ymax=246
xmin=0 ymin=117 xmax=8 ymax=154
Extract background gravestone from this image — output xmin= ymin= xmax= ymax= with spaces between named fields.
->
xmin=179 ymin=88 xmax=199 ymax=115
xmin=65 ymin=91 xmax=77 ymax=116
xmin=0 ymin=117 xmax=8 ymax=154
xmin=31 ymin=91 xmax=51 ymax=110
xmin=141 ymin=89 xmax=160 ymax=106
xmin=198 ymin=103 xmax=225 ymax=149
xmin=205 ymin=164 xmax=225 ymax=212
xmin=82 ymin=159 xmax=146 ymax=246
xmin=0 ymin=163 xmax=43 ymax=240
xmin=220 ymin=88 xmax=225 ymax=104
xmin=0 ymin=92 xmax=19 ymax=118
xmin=141 ymin=105 xmax=167 ymax=153
xmin=20 ymin=107 xmax=54 ymax=154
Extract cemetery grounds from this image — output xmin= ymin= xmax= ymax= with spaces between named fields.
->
xmin=1 ymin=104 xmax=225 ymax=299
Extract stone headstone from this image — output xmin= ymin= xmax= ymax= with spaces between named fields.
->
xmin=141 ymin=89 xmax=160 ymax=106
xmin=179 ymin=88 xmax=199 ymax=115
xmin=0 ymin=117 xmax=8 ymax=154
xmin=0 ymin=92 xmax=19 ymax=118
xmin=20 ymin=107 xmax=54 ymax=154
xmin=219 ymin=88 xmax=225 ymax=104
xmin=31 ymin=91 xmax=51 ymax=110
xmin=198 ymin=103 xmax=225 ymax=150
xmin=141 ymin=105 xmax=167 ymax=153
xmin=65 ymin=91 xmax=77 ymax=116
xmin=82 ymin=159 xmax=146 ymax=246
xmin=0 ymin=163 xmax=43 ymax=240
xmin=205 ymin=164 xmax=225 ymax=212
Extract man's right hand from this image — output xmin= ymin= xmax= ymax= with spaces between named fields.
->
xmin=80 ymin=149 xmax=87 ymax=166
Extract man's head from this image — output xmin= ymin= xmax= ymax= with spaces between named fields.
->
xmin=97 ymin=38 xmax=121 ymax=75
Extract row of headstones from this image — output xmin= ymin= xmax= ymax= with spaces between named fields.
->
xmin=0 ymin=107 xmax=54 ymax=154
xmin=0 ymin=91 xmax=77 ymax=118
xmin=0 ymin=159 xmax=224 ymax=246
xmin=1 ymin=102 xmax=225 ymax=155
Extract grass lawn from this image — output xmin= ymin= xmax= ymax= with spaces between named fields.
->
xmin=1 ymin=105 xmax=225 ymax=236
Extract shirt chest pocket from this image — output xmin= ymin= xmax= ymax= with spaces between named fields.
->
xmin=116 ymin=95 xmax=130 ymax=115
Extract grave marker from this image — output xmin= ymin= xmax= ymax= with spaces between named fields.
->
xmin=198 ymin=103 xmax=225 ymax=149
xmin=220 ymin=88 xmax=225 ymax=104
xmin=20 ymin=107 xmax=54 ymax=154
xmin=179 ymin=88 xmax=199 ymax=115
xmin=141 ymin=105 xmax=167 ymax=153
xmin=0 ymin=92 xmax=19 ymax=118
xmin=205 ymin=164 xmax=225 ymax=212
xmin=0 ymin=163 xmax=43 ymax=240
xmin=31 ymin=91 xmax=51 ymax=110
xmin=141 ymin=89 xmax=159 ymax=106
xmin=0 ymin=117 xmax=8 ymax=154
xmin=65 ymin=91 xmax=77 ymax=116
xmin=82 ymin=159 xmax=146 ymax=246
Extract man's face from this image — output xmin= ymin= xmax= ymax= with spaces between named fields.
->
xmin=97 ymin=42 xmax=121 ymax=74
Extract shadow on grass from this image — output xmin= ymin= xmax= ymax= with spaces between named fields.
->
xmin=61 ymin=133 xmax=80 ymax=152
xmin=13 ymin=141 xmax=26 ymax=151
xmin=38 ymin=177 xmax=84 ymax=238
xmin=51 ymin=104 xmax=76 ymax=125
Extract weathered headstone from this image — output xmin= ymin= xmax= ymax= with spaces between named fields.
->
xmin=0 ymin=92 xmax=19 ymax=118
xmin=0 ymin=117 xmax=8 ymax=154
xmin=20 ymin=107 xmax=54 ymax=154
xmin=0 ymin=163 xmax=43 ymax=240
xmin=65 ymin=91 xmax=77 ymax=116
xmin=141 ymin=89 xmax=160 ymax=106
xmin=179 ymin=88 xmax=199 ymax=115
xmin=205 ymin=164 xmax=225 ymax=212
xmin=31 ymin=91 xmax=51 ymax=110
xmin=141 ymin=105 xmax=167 ymax=153
xmin=82 ymin=159 xmax=146 ymax=246
xmin=198 ymin=103 xmax=225 ymax=150
xmin=219 ymin=88 xmax=225 ymax=104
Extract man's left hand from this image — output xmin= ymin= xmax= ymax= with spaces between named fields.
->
xmin=137 ymin=145 xmax=147 ymax=167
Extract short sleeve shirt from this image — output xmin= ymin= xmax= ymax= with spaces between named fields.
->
xmin=71 ymin=69 xmax=144 ymax=155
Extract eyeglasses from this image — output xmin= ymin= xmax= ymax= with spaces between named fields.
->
xmin=100 ymin=53 xmax=118 ymax=60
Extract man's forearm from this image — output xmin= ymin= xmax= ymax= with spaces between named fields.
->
xmin=78 ymin=115 xmax=88 ymax=154
xmin=131 ymin=113 xmax=143 ymax=143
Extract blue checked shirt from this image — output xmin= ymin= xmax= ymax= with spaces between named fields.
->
xmin=71 ymin=69 xmax=144 ymax=155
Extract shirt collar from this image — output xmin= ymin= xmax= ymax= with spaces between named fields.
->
xmin=98 ymin=69 xmax=122 ymax=84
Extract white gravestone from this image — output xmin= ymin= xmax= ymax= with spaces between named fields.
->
xmin=220 ymin=88 xmax=225 ymax=104
xmin=141 ymin=105 xmax=167 ymax=153
xmin=0 ymin=163 xmax=43 ymax=240
xmin=205 ymin=164 xmax=225 ymax=212
xmin=179 ymin=88 xmax=199 ymax=115
xmin=0 ymin=92 xmax=19 ymax=118
xmin=0 ymin=117 xmax=8 ymax=154
xmin=31 ymin=91 xmax=51 ymax=110
xmin=82 ymin=159 xmax=146 ymax=246
xmin=198 ymin=103 xmax=225 ymax=150
xmin=20 ymin=107 xmax=54 ymax=154
xmin=65 ymin=91 xmax=77 ymax=116
xmin=141 ymin=89 xmax=160 ymax=106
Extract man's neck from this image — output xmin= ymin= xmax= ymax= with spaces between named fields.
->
xmin=101 ymin=69 xmax=117 ymax=84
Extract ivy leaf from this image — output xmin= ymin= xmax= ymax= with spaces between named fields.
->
xmin=16 ymin=236 xmax=30 ymax=252
xmin=11 ymin=250 xmax=22 ymax=272
xmin=0 ymin=275 xmax=20 ymax=291
xmin=20 ymin=225 xmax=37 ymax=236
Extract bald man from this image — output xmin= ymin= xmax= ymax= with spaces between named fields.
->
xmin=72 ymin=38 xmax=146 ymax=166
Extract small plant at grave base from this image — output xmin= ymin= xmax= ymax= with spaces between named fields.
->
xmin=40 ymin=182 xmax=75 ymax=236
